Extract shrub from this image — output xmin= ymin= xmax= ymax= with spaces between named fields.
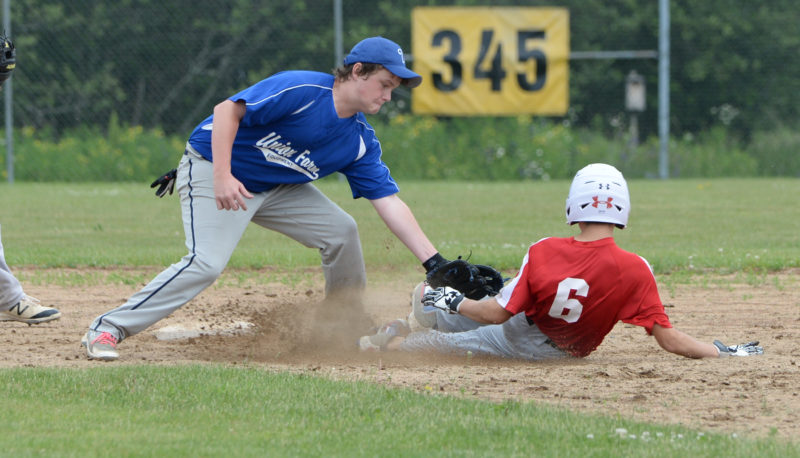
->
xmin=3 ymin=113 xmax=184 ymax=182
xmin=2 ymin=116 xmax=793 ymax=182
xmin=749 ymin=125 xmax=800 ymax=177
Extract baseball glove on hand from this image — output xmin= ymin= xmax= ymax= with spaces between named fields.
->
xmin=713 ymin=340 xmax=763 ymax=357
xmin=150 ymin=168 xmax=177 ymax=197
xmin=423 ymin=253 xmax=504 ymax=300
xmin=0 ymin=33 xmax=16 ymax=85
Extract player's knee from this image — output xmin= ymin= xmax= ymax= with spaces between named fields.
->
xmin=325 ymin=213 xmax=360 ymax=250
xmin=334 ymin=213 xmax=359 ymax=240
xmin=408 ymin=282 xmax=437 ymax=331
xmin=192 ymin=256 xmax=226 ymax=281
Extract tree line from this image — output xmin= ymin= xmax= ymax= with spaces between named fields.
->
xmin=8 ymin=0 xmax=798 ymax=142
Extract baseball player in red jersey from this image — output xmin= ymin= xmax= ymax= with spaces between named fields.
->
xmin=360 ymin=163 xmax=763 ymax=360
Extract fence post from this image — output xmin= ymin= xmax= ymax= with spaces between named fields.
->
xmin=3 ymin=0 xmax=12 ymax=183
xmin=658 ymin=0 xmax=670 ymax=179
xmin=333 ymin=0 xmax=342 ymax=68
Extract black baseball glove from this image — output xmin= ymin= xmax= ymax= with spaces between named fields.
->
xmin=423 ymin=253 xmax=505 ymax=300
xmin=150 ymin=168 xmax=177 ymax=197
xmin=0 ymin=33 xmax=16 ymax=85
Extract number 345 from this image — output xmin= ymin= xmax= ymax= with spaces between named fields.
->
xmin=432 ymin=29 xmax=547 ymax=93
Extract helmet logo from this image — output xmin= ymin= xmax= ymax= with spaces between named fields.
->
xmin=591 ymin=195 xmax=613 ymax=209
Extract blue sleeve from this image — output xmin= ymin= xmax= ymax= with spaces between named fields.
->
xmin=230 ymin=71 xmax=331 ymax=127
xmin=230 ymin=78 xmax=299 ymax=127
xmin=341 ymin=134 xmax=399 ymax=200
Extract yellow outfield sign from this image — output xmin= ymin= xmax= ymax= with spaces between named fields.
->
xmin=412 ymin=7 xmax=569 ymax=116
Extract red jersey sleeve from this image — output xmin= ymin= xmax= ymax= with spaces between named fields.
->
xmin=615 ymin=255 xmax=672 ymax=334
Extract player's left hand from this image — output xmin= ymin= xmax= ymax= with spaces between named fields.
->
xmin=422 ymin=286 xmax=464 ymax=314
xmin=713 ymin=340 xmax=763 ymax=357
xmin=150 ymin=168 xmax=177 ymax=197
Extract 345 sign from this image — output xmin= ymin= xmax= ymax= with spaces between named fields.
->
xmin=412 ymin=7 xmax=569 ymax=115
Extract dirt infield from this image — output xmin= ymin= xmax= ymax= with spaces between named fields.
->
xmin=2 ymin=268 xmax=798 ymax=441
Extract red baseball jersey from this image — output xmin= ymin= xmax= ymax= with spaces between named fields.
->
xmin=496 ymin=236 xmax=672 ymax=357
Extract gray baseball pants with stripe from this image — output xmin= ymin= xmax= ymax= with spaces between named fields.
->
xmin=399 ymin=311 xmax=569 ymax=361
xmin=90 ymin=148 xmax=366 ymax=341
xmin=0 ymin=225 xmax=24 ymax=309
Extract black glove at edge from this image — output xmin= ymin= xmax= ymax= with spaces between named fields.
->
xmin=150 ymin=168 xmax=177 ymax=197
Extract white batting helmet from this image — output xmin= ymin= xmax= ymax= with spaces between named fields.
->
xmin=565 ymin=163 xmax=630 ymax=228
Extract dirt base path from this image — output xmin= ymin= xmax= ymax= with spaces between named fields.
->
xmin=2 ymin=268 xmax=798 ymax=441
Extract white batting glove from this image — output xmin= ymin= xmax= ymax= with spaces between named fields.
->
xmin=713 ymin=340 xmax=763 ymax=357
xmin=422 ymin=286 xmax=464 ymax=314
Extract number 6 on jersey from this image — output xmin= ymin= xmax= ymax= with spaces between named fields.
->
xmin=548 ymin=277 xmax=588 ymax=323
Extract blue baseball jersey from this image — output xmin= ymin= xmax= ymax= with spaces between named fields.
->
xmin=187 ymin=70 xmax=399 ymax=199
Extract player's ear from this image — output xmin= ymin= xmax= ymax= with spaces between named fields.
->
xmin=351 ymin=62 xmax=363 ymax=79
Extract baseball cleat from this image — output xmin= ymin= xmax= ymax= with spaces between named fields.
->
xmin=82 ymin=331 xmax=119 ymax=361
xmin=358 ymin=335 xmax=381 ymax=352
xmin=357 ymin=319 xmax=411 ymax=352
xmin=0 ymin=295 xmax=61 ymax=324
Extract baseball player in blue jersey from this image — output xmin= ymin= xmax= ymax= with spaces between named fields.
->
xmin=82 ymin=36 xmax=453 ymax=360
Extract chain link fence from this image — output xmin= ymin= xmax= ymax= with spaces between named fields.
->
xmin=2 ymin=0 xmax=799 ymax=180
xmin=9 ymin=0 xmax=350 ymax=135
xmin=5 ymin=0 xmax=668 ymax=136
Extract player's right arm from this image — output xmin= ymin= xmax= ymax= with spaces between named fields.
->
xmin=211 ymin=99 xmax=253 ymax=211
xmin=370 ymin=194 xmax=438 ymax=263
xmin=458 ymin=297 xmax=513 ymax=325
xmin=651 ymin=324 xmax=719 ymax=358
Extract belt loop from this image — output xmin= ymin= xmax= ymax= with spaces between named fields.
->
xmin=184 ymin=143 xmax=205 ymax=160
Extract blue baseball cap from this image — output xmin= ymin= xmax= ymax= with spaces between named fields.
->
xmin=343 ymin=36 xmax=422 ymax=88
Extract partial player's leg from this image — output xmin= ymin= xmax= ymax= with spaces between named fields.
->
xmin=249 ymin=182 xmax=372 ymax=342
xmin=360 ymin=281 xmax=486 ymax=352
xmin=84 ymin=150 xmax=264 ymax=359
xmin=0 ymin=224 xmax=24 ymax=309
xmin=0 ymin=225 xmax=60 ymax=324
xmin=406 ymin=281 xmax=483 ymax=333
xmin=250 ymin=183 xmax=367 ymax=296
xmin=397 ymin=314 xmax=568 ymax=361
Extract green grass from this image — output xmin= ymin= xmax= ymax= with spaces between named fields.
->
xmin=1 ymin=180 xmax=799 ymax=455
xmin=1 ymin=365 xmax=795 ymax=457
xmin=1 ymin=179 xmax=798 ymax=281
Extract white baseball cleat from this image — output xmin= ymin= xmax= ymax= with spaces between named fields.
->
xmin=82 ymin=331 xmax=120 ymax=361
xmin=357 ymin=319 xmax=411 ymax=352
xmin=0 ymin=295 xmax=61 ymax=324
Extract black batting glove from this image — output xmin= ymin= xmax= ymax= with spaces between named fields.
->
xmin=150 ymin=168 xmax=177 ymax=197
xmin=422 ymin=252 xmax=448 ymax=273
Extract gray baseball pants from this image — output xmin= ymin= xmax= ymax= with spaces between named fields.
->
xmin=399 ymin=311 xmax=569 ymax=361
xmin=0 ymin=225 xmax=24 ymax=309
xmin=90 ymin=147 xmax=366 ymax=341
